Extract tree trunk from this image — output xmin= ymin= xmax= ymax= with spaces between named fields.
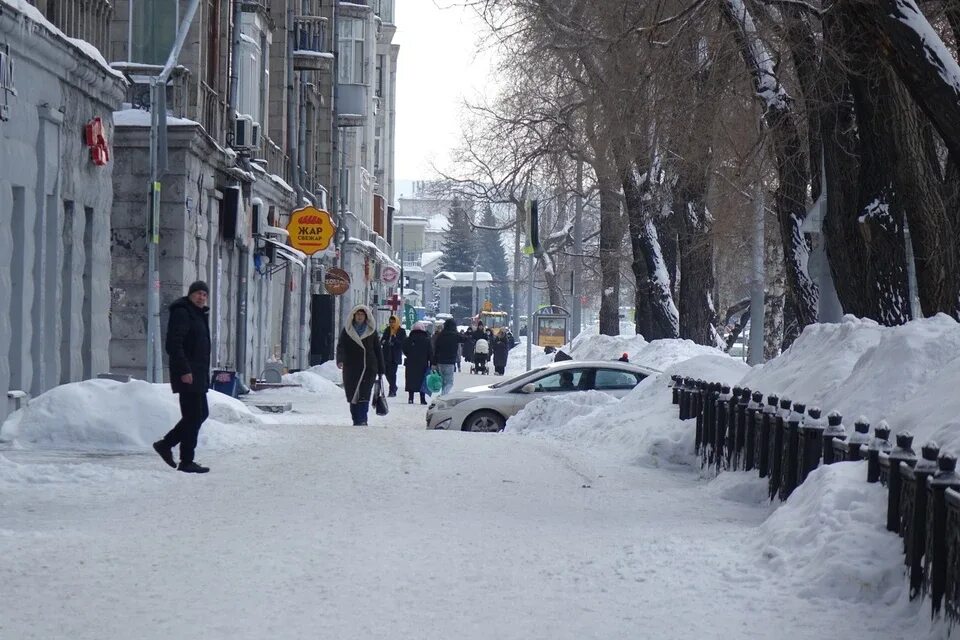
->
xmin=720 ymin=0 xmax=820 ymax=329
xmin=764 ymin=227 xmax=786 ymax=360
xmin=597 ymin=172 xmax=623 ymax=336
xmin=675 ymin=189 xmax=720 ymax=346
xmin=655 ymin=206 xmax=679 ymax=299
xmin=621 ymin=162 xmax=680 ymax=340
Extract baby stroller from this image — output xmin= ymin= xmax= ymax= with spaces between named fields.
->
xmin=471 ymin=338 xmax=490 ymax=375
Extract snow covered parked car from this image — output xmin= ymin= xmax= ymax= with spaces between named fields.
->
xmin=426 ymin=360 xmax=660 ymax=432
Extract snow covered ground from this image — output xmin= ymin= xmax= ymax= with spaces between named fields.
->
xmin=2 ymin=316 xmax=958 ymax=638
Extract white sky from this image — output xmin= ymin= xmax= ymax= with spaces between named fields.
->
xmin=394 ymin=1 xmax=495 ymax=188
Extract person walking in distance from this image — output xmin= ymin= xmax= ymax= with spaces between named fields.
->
xmin=153 ymin=281 xmax=212 ymax=473
xmin=433 ymin=318 xmax=462 ymax=395
xmin=402 ymin=321 xmax=433 ymax=405
xmin=380 ymin=315 xmax=406 ymax=397
xmin=336 ymin=305 xmax=385 ymax=426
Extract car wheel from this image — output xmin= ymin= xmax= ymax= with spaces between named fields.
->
xmin=462 ymin=410 xmax=505 ymax=433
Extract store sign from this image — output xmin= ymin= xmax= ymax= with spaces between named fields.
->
xmin=324 ymin=267 xmax=351 ymax=295
xmin=287 ymin=206 xmax=336 ymax=255
xmin=381 ymin=265 xmax=399 ymax=284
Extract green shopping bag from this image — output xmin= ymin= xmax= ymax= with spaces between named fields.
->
xmin=426 ymin=370 xmax=443 ymax=393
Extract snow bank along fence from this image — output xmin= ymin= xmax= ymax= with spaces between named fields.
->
xmin=670 ymin=376 xmax=960 ymax=621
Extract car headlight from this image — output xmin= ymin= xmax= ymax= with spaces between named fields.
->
xmin=433 ymin=418 xmax=452 ymax=430
xmin=438 ymin=397 xmax=469 ymax=409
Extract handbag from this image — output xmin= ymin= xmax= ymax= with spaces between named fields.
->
xmin=373 ymin=376 xmax=389 ymax=416
xmin=426 ymin=369 xmax=443 ymax=394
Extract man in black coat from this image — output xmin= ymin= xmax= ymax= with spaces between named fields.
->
xmin=153 ymin=281 xmax=212 ymax=473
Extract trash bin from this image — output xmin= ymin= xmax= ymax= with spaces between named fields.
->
xmin=211 ymin=369 xmax=238 ymax=397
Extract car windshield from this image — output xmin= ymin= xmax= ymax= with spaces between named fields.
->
xmin=489 ymin=366 xmax=549 ymax=389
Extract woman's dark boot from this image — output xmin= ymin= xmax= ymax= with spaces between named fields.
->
xmin=408 ymin=392 xmax=414 ymax=405
xmin=420 ymin=393 xmax=428 ymax=405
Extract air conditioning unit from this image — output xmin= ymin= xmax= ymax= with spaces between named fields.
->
xmin=234 ymin=114 xmax=254 ymax=149
xmin=251 ymin=121 xmax=262 ymax=148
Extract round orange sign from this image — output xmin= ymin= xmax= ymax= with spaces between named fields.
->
xmin=287 ymin=206 xmax=336 ymax=255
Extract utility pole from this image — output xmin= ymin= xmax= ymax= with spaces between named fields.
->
xmin=572 ymin=160 xmax=583 ymax=339
xmin=146 ymin=0 xmax=201 ymax=383
xmin=748 ymin=178 xmax=765 ymax=365
xmin=525 ymin=199 xmax=538 ymax=371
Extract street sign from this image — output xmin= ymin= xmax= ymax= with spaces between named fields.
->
xmin=324 ymin=267 xmax=350 ymax=295
xmin=287 ymin=206 xmax=336 ymax=255
xmin=403 ymin=303 xmax=417 ymax=329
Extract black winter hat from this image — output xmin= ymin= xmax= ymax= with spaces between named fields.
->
xmin=188 ymin=280 xmax=209 ymax=295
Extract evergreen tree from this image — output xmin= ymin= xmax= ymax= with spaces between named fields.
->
xmin=439 ymin=198 xmax=480 ymax=319
xmin=477 ymin=205 xmax=511 ymax=312
xmin=439 ymin=197 xmax=479 ymax=271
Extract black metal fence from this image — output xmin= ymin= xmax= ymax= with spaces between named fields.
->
xmin=671 ymin=375 xmax=960 ymax=621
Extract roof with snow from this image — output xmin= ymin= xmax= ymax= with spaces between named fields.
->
xmin=435 ymin=271 xmax=493 ymax=283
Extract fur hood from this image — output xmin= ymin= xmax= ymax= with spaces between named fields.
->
xmin=346 ymin=304 xmax=377 ymax=345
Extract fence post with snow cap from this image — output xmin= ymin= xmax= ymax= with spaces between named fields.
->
xmin=901 ymin=442 xmax=940 ymax=599
xmin=694 ymin=381 xmax=704 ymax=453
xmin=702 ymin=382 xmax=720 ymax=464
xmin=839 ymin=419 xmax=871 ymax=462
xmin=715 ymin=385 xmax=733 ymax=472
xmin=798 ymin=407 xmax=825 ymax=485
xmin=733 ymin=387 xmax=751 ymax=470
xmin=866 ymin=422 xmax=892 ymax=484
xmin=671 ymin=375 xmax=681 ymax=405
xmin=726 ymin=387 xmax=743 ymax=470
xmin=942 ymin=488 xmax=960 ymax=622
xmin=822 ymin=411 xmax=845 ymax=465
xmin=768 ymin=397 xmax=791 ymax=500
xmin=779 ymin=402 xmax=805 ymax=501
xmin=924 ymin=454 xmax=960 ymax=615
xmin=882 ymin=433 xmax=916 ymax=533
xmin=745 ymin=391 xmax=763 ymax=472
xmin=758 ymin=395 xmax=778 ymax=478
xmin=677 ymin=378 xmax=688 ymax=419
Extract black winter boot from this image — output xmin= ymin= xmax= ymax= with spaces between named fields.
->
xmin=420 ymin=393 xmax=428 ymax=405
xmin=152 ymin=440 xmax=176 ymax=468
xmin=408 ymin=392 xmax=414 ymax=405
xmin=178 ymin=461 xmax=210 ymax=474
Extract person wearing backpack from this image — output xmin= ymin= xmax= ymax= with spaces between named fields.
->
xmin=402 ymin=321 xmax=433 ymax=405
xmin=336 ymin=305 xmax=385 ymax=426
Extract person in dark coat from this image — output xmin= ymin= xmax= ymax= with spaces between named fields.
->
xmin=433 ymin=318 xmax=462 ymax=395
xmin=462 ymin=332 xmax=476 ymax=364
xmin=402 ymin=321 xmax=433 ymax=404
xmin=336 ymin=305 xmax=385 ymax=426
xmin=153 ymin=280 xmax=212 ymax=474
xmin=492 ymin=333 xmax=510 ymax=375
xmin=380 ymin=315 xmax=407 ymax=397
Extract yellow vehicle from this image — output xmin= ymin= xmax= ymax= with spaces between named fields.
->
xmin=475 ymin=310 xmax=509 ymax=335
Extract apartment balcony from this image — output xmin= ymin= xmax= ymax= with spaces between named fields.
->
xmin=293 ymin=16 xmax=332 ymax=72
xmin=337 ymin=83 xmax=367 ymax=127
xmin=337 ymin=0 xmax=373 ymax=19
xmin=35 ymin=0 xmax=113 ymax=54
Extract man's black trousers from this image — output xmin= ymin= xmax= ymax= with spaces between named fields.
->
xmin=162 ymin=392 xmax=209 ymax=464
xmin=385 ymin=361 xmax=399 ymax=394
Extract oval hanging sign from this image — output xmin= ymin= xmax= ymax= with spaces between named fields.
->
xmin=381 ymin=265 xmax=399 ymax=284
xmin=287 ymin=206 xmax=336 ymax=255
xmin=324 ymin=267 xmax=351 ymax=295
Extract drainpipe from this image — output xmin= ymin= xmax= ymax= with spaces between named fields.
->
xmin=287 ymin=3 xmax=301 ymax=200
xmin=228 ymin=0 xmax=249 ymax=379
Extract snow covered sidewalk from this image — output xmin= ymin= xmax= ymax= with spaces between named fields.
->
xmin=0 ymin=376 xmax=917 ymax=639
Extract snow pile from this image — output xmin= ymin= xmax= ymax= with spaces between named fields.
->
xmin=308 ymin=361 xmax=343 ymax=385
xmin=0 ymin=454 xmax=156 ymax=486
xmin=565 ymin=332 xmax=649 ymax=362
xmin=282 ymin=370 xmax=341 ymax=396
xmin=739 ymin=314 xmax=960 ymax=451
xmin=757 ymin=462 xmax=905 ymax=604
xmin=505 ymin=354 xmax=749 ymax=468
xmin=0 ymin=379 xmax=266 ymax=452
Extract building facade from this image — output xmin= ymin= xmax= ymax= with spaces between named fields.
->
xmin=0 ymin=0 xmax=126 ymax=421
xmin=0 ymin=0 xmax=401 ymax=403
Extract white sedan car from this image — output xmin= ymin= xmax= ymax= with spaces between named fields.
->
xmin=425 ymin=360 xmax=661 ymax=432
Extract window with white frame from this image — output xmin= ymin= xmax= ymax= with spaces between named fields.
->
xmin=129 ymin=0 xmax=177 ymax=64
xmin=238 ymin=13 xmax=269 ymax=128
xmin=338 ymin=17 xmax=365 ymax=85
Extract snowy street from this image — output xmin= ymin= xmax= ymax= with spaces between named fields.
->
xmin=1 ymin=366 xmax=919 ymax=639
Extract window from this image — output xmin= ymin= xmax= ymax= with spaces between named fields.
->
xmin=338 ymin=17 xmax=365 ymax=84
xmin=594 ymin=369 xmax=643 ymax=390
xmin=529 ymin=368 xmax=590 ymax=393
xmin=376 ymin=54 xmax=384 ymax=97
xmin=237 ymin=13 xmax=268 ymax=127
xmin=130 ymin=0 xmax=177 ymax=65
